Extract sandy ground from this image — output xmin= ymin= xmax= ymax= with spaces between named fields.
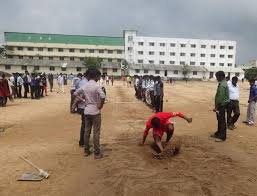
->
xmin=0 ymin=80 xmax=257 ymax=196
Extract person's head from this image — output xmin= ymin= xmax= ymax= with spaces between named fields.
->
xmin=87 ymin=68 xmax=101 ymax=81
xmin=77 ymin=73 xmax=83 ymax=79
xmin=2 ymin=74 xmax=5 ymax=79
xmin=249 ymin=79 xmax=256 ymax=86
xmin=215 ymin=71 xmax=225 ymax=82
xmin=156 ymin=76 xmax=161 ymax=82
xmin=225 ymin=76 xmax=230 ymax=81
xmin=232 ymin=76 xmax=238 ymax=86
xmin=25 ymin=70 xmax=29 ymax=75
xmin=60 ymin=73 xmax=63 ymax=76
xmin=19 ymin=73 xmax=22 ymax=77
xmin=151 ymin=117 xmax=161 ymax=129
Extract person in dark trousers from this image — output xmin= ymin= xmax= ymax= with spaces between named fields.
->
xmin=70 ymin=73 xmax=82 ymax=113
xmin=211 ymin=71 xmax=229 ymax=142
xmin=17 ymin=73 xmax=23 ymax=98
xmin=35 ymin=75 xmax=41 ymax=99
xmin=23 ymin=71 xmax=30 ymax=98
xmin=227 ymin=76 xmax=240 ymax=130
xmin=48 ymin=73 xmax=54 ymax=92
xmin=154 ymin=76 xmax=164 ymax=113
xmin=72 ymin=68 xmax=106 ymax=159
xmin=30 ymin=74 xmax=37 ymax=99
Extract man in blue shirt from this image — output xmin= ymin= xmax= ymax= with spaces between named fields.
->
xmin=244 ymin=79 xmax=257 ymax=126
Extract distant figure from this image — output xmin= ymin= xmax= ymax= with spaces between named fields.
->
xmin=9 ymin=74 xmax=16 ymax=98
xmin=17 ymin=73 xmax=24 ymax=98
xmin=48 ymin=73 xmax=54 ymax=92
xmin=111 ymin=75 xmax=114 ymax=86
xmin=106 ymin=75 xmax=109 ymax=85
xmin=0 ymin=74 xmax=12 ymax=107
xmin=57 ymin=73 xmax=64 ymax=93
xmin=126 ymin=75 xmax=132 ymax=87
xmin=241 ymin=78 xmax=244 ymax=83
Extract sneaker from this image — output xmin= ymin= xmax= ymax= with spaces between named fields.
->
xmin=94 ymin=153 xmax=103 ymax=159
xmin=246 ymin=123 xmax=254 ymax=126
xmin=84 ymin=150 xmax=91 ymax=157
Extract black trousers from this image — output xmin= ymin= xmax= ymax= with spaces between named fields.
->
xmin=24 ymin=83 xmax=29 ymax=98
xmin=227 ymin=100 xmax=240 ymax=127
xmin=77 ymin=108 xmax=85 ymax=146
xmin=49 ymin=82 xmax=53 ymax=92
xmin=154 ymin=95 xmax=163 ymax=113
xmin=215 ymin=105 xmax=227 ymax=141
xmin=35 ymin=86 xmax=41 ymax=99
xmin=17 ymin=85 xmax=22 ymax=98
xmin=31 ymin=86 xmax=36 ymax=99
xmin=70 ymin=89 xmax=75 ymax=112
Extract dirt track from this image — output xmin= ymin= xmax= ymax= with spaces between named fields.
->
xmin=0 ymin=81 xmax=257 ymax=196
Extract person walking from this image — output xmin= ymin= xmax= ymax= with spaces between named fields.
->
xmin=243 ymin=79 xmax=257 ymax=126
xmin=227 ymin=76 xmax=240 ymax=130
xmin=73 ymin=68 xmax=106 ymax=159
xmin=211 ymin=71 xmax=229 ymax=142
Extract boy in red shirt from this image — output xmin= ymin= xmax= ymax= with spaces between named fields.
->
xmin=141 ymin=112 xmax=192 ymax=154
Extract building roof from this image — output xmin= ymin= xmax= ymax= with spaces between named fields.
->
xmin=204 ymin=66 xmax=244 ymax=73
xmin=4 ymin=32 xmax=124 ymax=46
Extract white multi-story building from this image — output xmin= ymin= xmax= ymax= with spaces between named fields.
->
xmin=124 ymin=30 xmax=244 ymax=79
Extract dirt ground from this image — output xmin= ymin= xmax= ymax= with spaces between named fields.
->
xmin=0 ymin=80 xmax=257 ymax=196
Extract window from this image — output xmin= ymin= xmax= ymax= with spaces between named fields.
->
xmin=8 ymin=56 xmax=13 ymax=59
xmin=49 ymin=57 xmax=53 ymax=60
xmin=76 ymin=67 xmax=82 ymax=72
xmin=210 ymin=54 xmax=215 ymax=58
xmin=144 ymin=70 xmax=148 ymax=74
xmin=155 ymin=70 xmax=160 ymax=74
xmin=228 ymin=55 xmax=233 ymax=58
xmin=89 ymin=49 xmax=95 ymax=53
xmin=108 ymin=50 xmax=113 ymax=54
xmin=138 ymin=51 xmax=144 ymax=55
xmin=193 ymin=71 xmax=197 ymax=75
xmin=220 ymin=54 xmax=225 ymax=58
xmin=200 ymin=62 xmax=205 ymax=66
xmin=229 ymin=46 xmax=234 ymax=50
xmin=128 ymin=36 xmax=133 ymax=42
xmin=103 ymin=68 xmax=107 ymax=73
xmin=117 ymin=50 xmax=122 ymax=54
xmin=80 ymin=57 xmax=84 ymax=61
xmin=128 ymin=47 xmax=133 ymax=51
xmin=190 ymin=61 xmax=195 ymax=65
xmin=160 ymin=43 xmax=165 ymax=47
xmin=117 ymin=59 xmax=122 ymax=63
xmin=149 ymin=60 xmax=154 ymax=64
xmin=69 ymin=49 xmax=75 ymax=52
xmin=108 ymin=58 xmax=112 ymax=62
xmin=60 ymin=57 xmax=64 ymax=60
xmin=170 ymin=43 xmax=176 ymax=47
xmin=58 ymin=48 xmax=64 ymax=52
xmin=228 ymin=63 xmax=232 ymax=67
xmin=201 ymin=45 xmax=206 ymax=48
xmin=180 ymin=44 xmax=186 ymax=47
xmin=70 ymin=57 xmax=74 ymax=61
xmin=219 ymin=63 xmax=224 ymax=66
xmin=236 ymin=73 xmax=240 ymax=77
xmin=170 ymin=61 xmax=175 ymax=65
xmin=5 ymin=65 xmax=11 ymax=70
xmin=138 ymin=42 xmax=144 ymax=46
xmin=28 ymin=47 xmax=34 ymax=51
xmin=180 ymin=53 xmax=186 ymax=56
xmin=170 ymin=52 xmax=175 ymax=56
xmin=190 ymin=53 xmax=196 ymax=57
xmin=112 ymin=68 xmax=118 ymax=73
xmin=34 ymin=66 xmax=40 ymax=71
xmin=174 ymin=70 xmax=179 ymax=74
xmin=135 ymin=69 xmax=140 ymax=73
xmin=39 ymin=56 xmax=43 ymax=60
xmin=48 ymin=48 xmax=53 ymax=52
xmin=200 ymin=53 xmax=206 ymax=57
xmin=21 ymin=65 xmax=27 ymax=70
xmin=29 ymin=56 xmax=33 ymax=59
xmin=159 ymin=61 xmax=165 ymax=64
xmin=80 ymin=49 xmax=85 ymax=53
xmin=210 ymin=63 xmax=215 ymax=66
xmin=138 ymin=59 xmax=143 ymax=64
xmin=149 ymin=51 xmax=154 ymax=55
xmin=160 ymin=52 xmax=165 ymax=56
xmin=220 ymin=46 xmax=225 ymax=49
xmin=17 ymin=47 xmax=23 ymax=51
xmin=149 ymin=42 xmax=155 ymax=46
xmin=211 ymin=45 xmax=216 ymax=49
xmin=19 ymin=56 xmax=23 ymax=59
xmin=49 ymin=66 xmax=55 ymax=71
xmin=180 ymin=61 xmax=185 ymax=65
xmin=99 ymin=50 xmax=104 ymax=53
xmin=38 ymin=47 xmax=43 ymax=51
xmin=191 ymin=44 xmax=196 ymax=48
xmin=61 ymin=67 xmax=67 ymax=71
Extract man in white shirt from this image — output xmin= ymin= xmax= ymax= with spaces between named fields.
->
xmin=17 ymin=74 xmax=24 ymax=98
xmin=227 ymin=76 xmax=240 ymax=130
xmin=57 ymin=73 xmax=64 ymax=93
xmin=9 ymin=74 xmax=16 ymax=98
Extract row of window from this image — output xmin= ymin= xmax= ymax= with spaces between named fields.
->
xmin=137 ymin=59 xmax=233 ymax=67
xmin=137 ymin=51 xmax=234 ymax=58
xmin=8 ymin=56 xmax=122 ymax=63
xmin=134 ymin=69 xmax=198 ymax=75
xmin=136 ymin=41 xmax=234 ymax=50
xmin=4 ymin=64 xmax=118 ymax=73
xmin=15 ymin=47 xmax=123 ymax=54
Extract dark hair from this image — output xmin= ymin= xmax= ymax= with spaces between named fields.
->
xmin=2 ymin=74 xmax=5 ymax=78
xmin=249 ymin=79 xmax=256 ymax=83
xmin=87 ymin=68 xmax=101 ymax=79
xmin=151 ymin=117 xmax=161 ymax=129
xmin=77 ymin=73 xmax=83 ymax=77
xmin=215 ymin=71 xmax=225 ymax=79
xmin=232 ymin=76 xmax=238 ymax=81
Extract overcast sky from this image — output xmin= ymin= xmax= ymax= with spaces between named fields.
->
xmin=0 ymin=0 xmax=256 ymax=64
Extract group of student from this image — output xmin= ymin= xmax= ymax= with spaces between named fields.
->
xmin=133 ymin=75 xmax=164 ymax=113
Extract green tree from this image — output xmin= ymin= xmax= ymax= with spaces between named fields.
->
xmin=0 ymin=45 xmax=6 ymax=58
xmin=83 ymin=57 xmax=102 ymax=69
xmin=181 ymin=64 xmax=191 ymax=81
xmin=244 ymin=68 xmax=257 ymax=80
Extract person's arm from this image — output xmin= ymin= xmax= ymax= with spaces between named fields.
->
xmin=249 ymin=88 xmax=257 ymax=102
xmin=72 ymin=88 xmax=85 ymax=111
xmin=97 ymin=86 xmax=106 ymax=109
xmin=169 ymin=112 xmax=192 ymax=123
xmin=140 ymin=126 xmax=150 ymax=145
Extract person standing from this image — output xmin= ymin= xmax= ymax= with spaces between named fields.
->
xmin=41 ymin=74 xmax=48 ymax=96
xmin=9 ymin=74 xmax=16 ymax=98
xmin=30 ymin=74 xmax=36 ymax=99
xmin=23 ymin=71 xmax=30 ymax=98
xmin=73 ymin=68 xmax=106 ymax=159
xmin=227 ymin=76 xmax=240 ymax=130
xmin=17 ymin=73 xmax=24 ymax=98
xmin=154 ymin=76 xmax=164 ymax=113
xmin=0 ymin=74 xmax=12 ymax=107
xmin=105 ymin=75 xmax=109 ymax=85
xmin=211 ymin=71 xmax=229 ymax=142
xmin=111 ymin=75 xmax=114 ymax=86
xmin=48 ymin=73 xmax=54 ymax=92
xmin=243 ymin=79 xmax=257 ymax=126
xmin=57 ymin=73 xmax=64 ymax=93
xmin=70 ymin=73 xmax=82 ymax=113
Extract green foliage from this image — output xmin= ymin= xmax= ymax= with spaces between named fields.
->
xmin=244 ymin=68 xmax=257 ymax=80
xmin=83 ymin=57 xmax=102 ymax=68
xmin=181 ymin=64 xmax=191 ymax=80
xmin=120 ymin=59 xmax=128 ymax=70
xmin=0 ymin=46 xmax=6 ymax=58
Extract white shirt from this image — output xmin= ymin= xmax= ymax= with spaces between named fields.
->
xmin=227 ymin=80 xmax=232 ymax=86
xmin=17 ymin=76 xmax=23 ymax=86
xmin=147 ymin=80 xmax=155 ymax=91
xmin=228 ymin=84 xmax=239 ymax=100
xmin=58 ymin=75 xmax=64 ymax=85
xmin=9 ymin=76 xmax=15 ymax=86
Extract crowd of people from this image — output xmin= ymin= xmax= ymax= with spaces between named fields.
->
xmin=133 ymin=75 xmax=164 ymax=113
